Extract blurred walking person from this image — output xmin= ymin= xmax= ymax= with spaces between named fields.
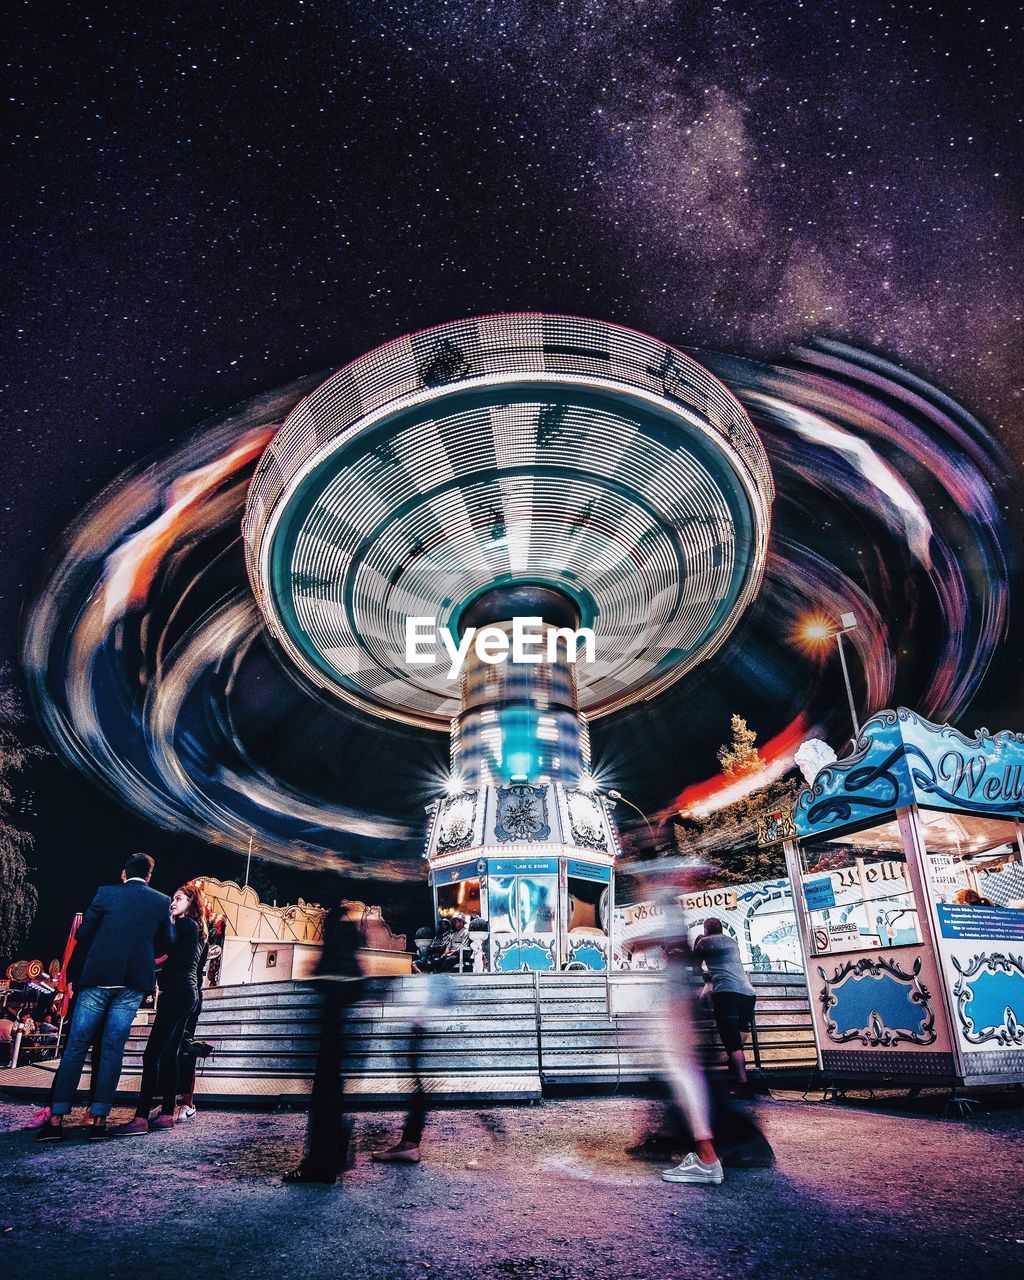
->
xmin=284 ymin=900 xmax=365 ymax=1184
xmin=372 ymin=972 xmax=457 ymax=1165
xmin=626 ymin=862 xmax=724 ymax=1186
xmin=37 ymin=853 xmax=173 ymax=1142
xmin=659 ymin=922 xmax=724 ymax=1183
xmin=112 ymin=881 xmax=208 ymax=1134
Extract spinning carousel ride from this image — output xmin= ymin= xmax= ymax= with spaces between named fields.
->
xmin=243 ymin=314 xmax=775 ymax=971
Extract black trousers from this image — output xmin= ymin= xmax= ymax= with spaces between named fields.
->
xmin=176 ymin=996 xmax=203 ymax=1098
xmin=136 ymin=987 xmax=197 ymax=1117
xmin=401 ymin=1021 xmax=428 ymax=1146
xmin=303 ymin=982 xmax=363 ymax=1178
xmin=712 ymin=992 xmax=756 ymax=1054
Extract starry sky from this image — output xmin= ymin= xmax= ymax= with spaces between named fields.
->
xmin=4 ymin=1 xmax=1024 ymax=953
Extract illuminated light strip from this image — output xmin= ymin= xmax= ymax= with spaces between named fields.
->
xmin=428 ymin=844 xmax=617 ymax=871
xmin=246 ymin=338 xmax=771 ymax=563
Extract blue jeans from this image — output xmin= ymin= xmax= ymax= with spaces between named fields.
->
xmin=51 ymin=986 xmax=144 ymax=1117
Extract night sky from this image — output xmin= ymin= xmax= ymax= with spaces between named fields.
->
xmin=4 ymin=1 xmax=1024 ymax=958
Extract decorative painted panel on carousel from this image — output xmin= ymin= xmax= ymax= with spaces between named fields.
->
xmin=491 ymin=783 xmax=552 ymax=843
xmin=493 ymin=937 xmax=558 ymax=972
xmin=567 ymin=938 xmax=608 ymax=970
xmin=563 ymin=789 xmax=610 ymax=851
xmin=434 ymin=791 xmax=480 ymax=854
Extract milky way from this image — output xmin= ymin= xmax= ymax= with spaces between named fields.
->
xmin=4 ymin=2 xmax=1024 ymax=867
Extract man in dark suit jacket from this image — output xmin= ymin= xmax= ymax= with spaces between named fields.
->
xmin=38 ymin=853 xmax=173 ymax=1142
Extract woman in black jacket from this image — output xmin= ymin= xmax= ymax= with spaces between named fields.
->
xmin=111 ymin=882 xmax=208 ymax=1135
xmin=175 ymin=909 xmax=219 ymax=1120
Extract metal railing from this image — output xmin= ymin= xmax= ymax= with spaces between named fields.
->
xmin=8 ymin=972 xmax=815 ymax=1091
xmin=5 ymin=1028 xmax=62 ymax=1071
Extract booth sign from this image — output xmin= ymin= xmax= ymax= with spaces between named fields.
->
xmin=795 ymin=707 xmax=1024 ymax=839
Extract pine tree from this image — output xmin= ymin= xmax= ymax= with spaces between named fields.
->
xmin=716 ymin=714 xmax=764 ymax=777
xmin=0 ymin=681 xmax=43 ymax=964
xmin=672 ymin=775 xmax=802 ymax=884
xmin=670 ymin=715 xmax=795 ymax=882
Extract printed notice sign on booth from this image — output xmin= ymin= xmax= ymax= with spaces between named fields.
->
xmin=828 ymin=922 xmax=879 ymax=952
xmin=937 ymin=903 xmax=1024 ymax=941
xmin=567 ymin=859 xmax=611 ymax=883
xmin=803 ymin=877 xmax=836 ymax=911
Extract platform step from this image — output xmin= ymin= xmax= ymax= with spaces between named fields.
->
xmin=4 ymin=970 xmax=815 ymax=1106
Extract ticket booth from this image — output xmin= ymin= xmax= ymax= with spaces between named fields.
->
xmin=429 ymin=850 xmax=614 ymax=972
xmin=426 ymin=783 xmax=618 ymax=972
xmin=785 ymin=708 xmax=1024 ymax=1086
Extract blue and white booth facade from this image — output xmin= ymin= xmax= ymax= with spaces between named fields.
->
xmin=785 ymin=707 xmax=1024 ymax=1085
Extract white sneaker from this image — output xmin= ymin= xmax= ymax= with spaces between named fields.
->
xmin=180 ymin=1104 xmax=197 ymax=1121
xmin=661 ymin=1153 xmax=724 ymax=1185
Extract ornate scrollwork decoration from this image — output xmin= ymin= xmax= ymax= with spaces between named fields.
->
xmin=900 ymin=708 xmax=1024 ymax=816
xmin=804 ymin=743 xmax=908 ymax=827
xmin=816 ymin=953 xmax=937 ymax=1046
xmin=797 ymin=707 xmax=1024 ymax=836
xmin=493 ymin=936 xmax=558 ymax=972
xmin=565 ymin=789 xmax=608 ymax=850
xmin=494 ymin=784 xmax=551 ymax=843
xmin=795 ymin=710 xmax=900 ymax=826
xmin=567 ymin=940 xmax=608 ymax=970
xmin=951 ymin=952 xmax=1024 ymax=1046
xmin=436 ymin=791 xmax=477 ymax=853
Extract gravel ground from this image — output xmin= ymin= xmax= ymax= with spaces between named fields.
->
xmin=1 ymin=1094 xmax=1022 ymax=1279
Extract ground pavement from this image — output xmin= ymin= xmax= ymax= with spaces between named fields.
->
xmin=0 ymin=1093 xmax=1022 ymax=1279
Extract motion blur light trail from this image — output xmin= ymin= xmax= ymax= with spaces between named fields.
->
xmin=23 ymin=341 xmax=1012 ymax=870
xmin=22 ymin=376 xmax=436 ymax=878
xmin=719 ymin=338 xmax=1010 ymax=724
xmin=661 ymin=339 xmax=1011 ymax=825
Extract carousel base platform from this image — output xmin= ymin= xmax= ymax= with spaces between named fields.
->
xmin=1 ymin=972 xmax=816 ymax=1109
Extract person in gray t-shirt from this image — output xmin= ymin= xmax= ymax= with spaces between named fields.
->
xmin=695 ymin=918 xmax=756 ymax=1096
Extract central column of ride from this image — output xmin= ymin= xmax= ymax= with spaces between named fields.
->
xmin=452 ymin=584 xmax=587 ymax=789
xmin=427 ymin=583 xmax=619 ymax=973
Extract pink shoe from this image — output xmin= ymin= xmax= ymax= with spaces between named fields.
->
xmin=109 ymin=1117 xmax=150 ymax=1137
xmin=23 ymin=1106 xmax=52 ymax=1130
xmin=149 ymin=1115 xmax=175 ymax=1130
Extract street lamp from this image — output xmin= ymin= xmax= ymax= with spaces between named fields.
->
xmin=800 ymin=610 xmax=860 ymax=737
xmin=607 ymin=789 xmax=656 ymax=838
xmin=244 ymin=830 xmax=254 ymax=890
